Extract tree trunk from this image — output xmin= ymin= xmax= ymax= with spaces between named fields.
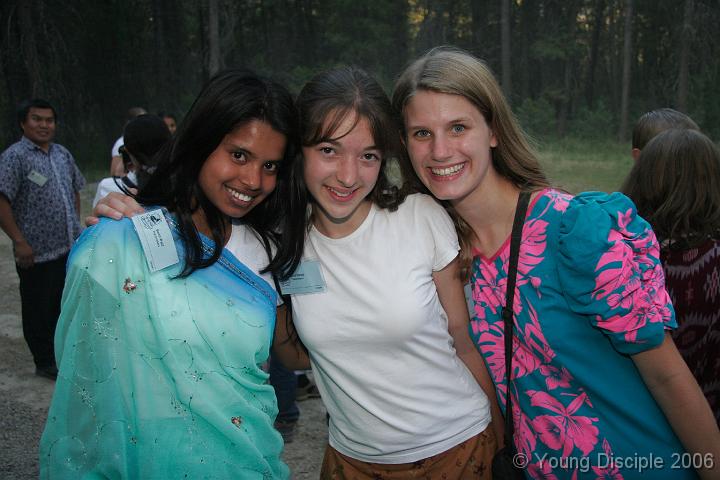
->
xmin=207 ymin=0 xmax=221 ymax=77
xmin=470 ymin=0 xmax=485 ymax=56
xmin=585 ymin=0 xmax=606 ymax=108
xmin=518 ymin=0 xmax=538 ymax=99
xmin=17 ymin=0 xmax=41 ymax=96
xmin=500 ymin=0 xmax=512 ymax=98
xmin=618 ymin=0 xmax=634 ymax=142
xmin=677 ymin=0 xmax=694 ymax=112
xmin=557 ymin=1 xmax=577 ymax=137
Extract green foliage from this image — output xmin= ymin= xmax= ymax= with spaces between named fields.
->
xmin=1 ymin=0 xmax=719 ymax=172
xmin=569 ymin=101 xmax=616 ymax=140
xmin=515 ymin=97 xmax=556 ymax=137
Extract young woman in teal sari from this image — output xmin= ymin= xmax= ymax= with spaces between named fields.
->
xmin=40 ymin=70 xmax=303 ymax=479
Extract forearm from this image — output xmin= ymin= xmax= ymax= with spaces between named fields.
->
xmin=272 ymin=306 xmax=311 ymax=370
xmin=453 ymin=327 xmax=505 ymax=446
xmin=0 ymin=195 xmax=26 ymax=243
xmin=633 ymin=334 xmax=720 ymax=478
xmin=435 ymin=256 xmax=505 ymax=444
xmin=110 ymin=156 xmax=125 ymax=176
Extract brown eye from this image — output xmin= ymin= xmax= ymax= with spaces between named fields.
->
xmin=264 ymin=162 xmax=280 ymax=173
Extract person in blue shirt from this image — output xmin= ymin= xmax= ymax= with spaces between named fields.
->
xmin=0 ymin=98 xmax=85 ymax=380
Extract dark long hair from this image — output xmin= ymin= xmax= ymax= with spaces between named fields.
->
xmin=270 ymin=66 xmax=415 ymax=276
xmin=136 ymin=69 xmax=302 ymax=279
xmin=621 ymin=129 xmax=720 ymax=250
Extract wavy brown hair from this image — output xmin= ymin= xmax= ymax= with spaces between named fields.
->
xmin=622 ymin=129 xmax=720 ymax=250
xmin=392 ymin=46 xmax=550 ymax=279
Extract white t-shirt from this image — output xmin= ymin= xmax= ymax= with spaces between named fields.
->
xmin=92 ymin=171 xmax=138 ymax=207
xmin=111 ymin=136 xmax=124 ymax=157
xmin=291 ymin=193 xmax=491 ymax=463
xmin=225 ymin=222 xmax=279 ymax=303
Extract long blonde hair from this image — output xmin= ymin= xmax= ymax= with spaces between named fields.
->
xmin=392 ymin=46 xmax=550 ymax=278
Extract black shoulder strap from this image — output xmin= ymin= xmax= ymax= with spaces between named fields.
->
xmin=502 ymin=191 xmax=531 ymax=448
xmin=120 ymin=175 xmax=137 ymax=189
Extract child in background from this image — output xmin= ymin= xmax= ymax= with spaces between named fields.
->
xmin=93 ymin=114 xmax=170 ymax=206
xmin=630 ymin=108 xmax=699 ymax=161
xmin=622 ymin=128 xmax=720 ymax=425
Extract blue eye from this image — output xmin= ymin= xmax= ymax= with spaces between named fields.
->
xmin=413 ymin=129 xmax=431 ymax=138
xmin=451 ymin=125 xmax=466 ymax=134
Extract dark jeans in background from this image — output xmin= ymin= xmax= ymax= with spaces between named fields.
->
xmin=16 ymin=253 xmax=68 ymax=369
xmin=269 ymin=354 xmax=300 ymax=424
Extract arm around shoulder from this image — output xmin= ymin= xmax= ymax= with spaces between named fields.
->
xmin=272 ymin=304 xmax=310 ymax=371
xmin=433 ymin=256 xmax=505 ymax=445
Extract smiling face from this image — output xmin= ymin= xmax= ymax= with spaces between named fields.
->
xmin=302 ymin=113 xmax=382 ymax=238
xmin=194 ymin=119 xmax=286 ymax=234
xmin=403 ymin=90 xmax=498 ymax=203
xmin=21 ymin=107 xmax=56 ymax=150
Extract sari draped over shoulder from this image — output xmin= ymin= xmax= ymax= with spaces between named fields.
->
xmin=40 ymin=212 xmax=289 ymax=479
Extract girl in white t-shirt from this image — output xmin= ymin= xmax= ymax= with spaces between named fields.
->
xmin=271 ymin=66 xmax=500 ymax=478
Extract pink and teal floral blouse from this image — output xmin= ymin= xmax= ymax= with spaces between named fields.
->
xmin=469 ymin=189 xmax=696 ymax=479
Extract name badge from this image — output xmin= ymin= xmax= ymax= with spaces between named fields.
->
xmin=131 ymin=209 xmax=179 ymax=272
xmin=27 ymin=170 xmax=48 ymax=186
xmin=280 ymin=259 xmax=327 ymax=295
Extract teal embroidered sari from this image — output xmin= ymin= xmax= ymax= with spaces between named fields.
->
xmin=40 ymin=214 xmax=289 ymax=479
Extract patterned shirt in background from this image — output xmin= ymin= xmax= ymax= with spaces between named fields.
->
xmin=663 ymin=238 xmax=720 ymax=425
xmin=0 ymin=136 xmax=85 ymax=263
xmin=469 ymin=189 xmax=694 ymax=479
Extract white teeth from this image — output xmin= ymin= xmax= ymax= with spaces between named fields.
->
xmin=328 ymin=187 xmax=352 ymax=197
xmin=430 ymin=164 xmax=464 ymax=176
xmin=226 ymin=186 xmax=253 ymax=202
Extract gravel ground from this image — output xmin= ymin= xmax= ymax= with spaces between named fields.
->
xmin=0 ymin=183 xmax=327 ymax=479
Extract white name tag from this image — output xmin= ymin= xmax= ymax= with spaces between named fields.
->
xmin=27 ymin=170 xmax=48 ymax=186
xmin=280 ymin=259 xmax=327 ymax=295
xmin=131 ymin=209 xmax=179 ymax=272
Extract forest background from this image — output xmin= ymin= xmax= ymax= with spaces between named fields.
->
xmin=1 ymin=0 xmax=718 ymax=192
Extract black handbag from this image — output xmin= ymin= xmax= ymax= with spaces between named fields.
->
xmin=491 ymin=191 xmax=531 ymax=480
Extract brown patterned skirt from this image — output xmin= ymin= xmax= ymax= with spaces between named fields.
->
xmin=320 ymin=426 xmax=497 ymax=480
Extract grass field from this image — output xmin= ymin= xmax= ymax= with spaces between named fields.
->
xmin=537 ymin=138 xmax=631 ymax=194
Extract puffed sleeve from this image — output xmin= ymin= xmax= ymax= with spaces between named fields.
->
xmin=557 ymin=191 xmax=675 ymax=355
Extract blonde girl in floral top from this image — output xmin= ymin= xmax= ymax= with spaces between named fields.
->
xmin=394 ymin=47 xmax=720 ymax=479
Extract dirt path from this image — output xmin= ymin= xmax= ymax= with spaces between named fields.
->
xmin=0 ymin=184 xmax=326 ymax=479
